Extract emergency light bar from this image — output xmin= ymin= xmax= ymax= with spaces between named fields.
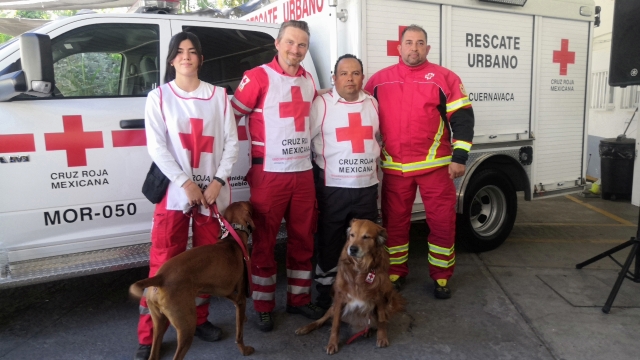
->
xmin=138 ymin=0 xmax=179 ymax=14
xmin=479 ymin=0 xmax=527 ymax=6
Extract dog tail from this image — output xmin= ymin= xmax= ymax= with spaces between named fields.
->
xmin=129 ymin=275 xmax=164 ymax=300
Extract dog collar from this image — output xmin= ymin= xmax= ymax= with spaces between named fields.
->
xmin=231 ymin=223 xmax=252 ymax=235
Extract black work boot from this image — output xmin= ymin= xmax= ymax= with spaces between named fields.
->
xmin=315 ymin=284 xmax=333 ymax=310
xmin=286 ymin=302 xmax=325 ymax=320
xmin=194 ymin=321 xmax=223 ymax=342
xmin=257 ymin=312 xmax=274 ymax=332
xmin=133 ymin=344 xmax=151 ymax=360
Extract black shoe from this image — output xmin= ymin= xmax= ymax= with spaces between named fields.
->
xmin=286 ymin=302 xmax=325 ymax=320
xmin=194 ymin=321 xmax=222 ymax=342
xmin=434 ymin=283 xmax=452 ymax=300
xmin=257 ymin=312 xmax=274 ymax=332
xmin=134 ymin=344 xmax=151 ymax=360
xmin=391 ymin=276 xmax=406 ymax=292
xmin=315 ymin=289 xmax=333 ymax=310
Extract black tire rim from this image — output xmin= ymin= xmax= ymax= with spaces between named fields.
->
xmin=469 ymin=185 xmax=507 ymax=238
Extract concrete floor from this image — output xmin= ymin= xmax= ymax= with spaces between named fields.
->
xmin=0 ymin=193 xmax=639 ymax=360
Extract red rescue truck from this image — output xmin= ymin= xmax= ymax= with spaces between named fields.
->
xmin=0 ymin=0 xmax=596 ymax=288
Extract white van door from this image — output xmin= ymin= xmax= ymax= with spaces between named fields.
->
xmin=0 ymin=17 xmax=171 ymax=262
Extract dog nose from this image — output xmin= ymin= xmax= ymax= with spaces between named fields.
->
xmin=349 ymin=246 xmax=359 ymax=256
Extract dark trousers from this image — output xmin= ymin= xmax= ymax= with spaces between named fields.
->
xmin=314 ymin=167 xmax=378 ymax=305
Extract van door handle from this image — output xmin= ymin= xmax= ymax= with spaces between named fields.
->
xmin=120 ymin=119 xmax=145 ymax=129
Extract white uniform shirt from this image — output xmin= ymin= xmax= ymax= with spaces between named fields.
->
xmin=310 ymin=88 xmax=380 ymax=188
xmin=145 ymin=81 xmax=239 ymax=214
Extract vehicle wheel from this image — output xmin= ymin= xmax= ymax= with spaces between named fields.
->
xmin=456 ymin=169 xmax=517 ymax=252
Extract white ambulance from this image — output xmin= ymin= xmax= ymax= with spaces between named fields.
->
xmin=0 ymin=0 xmax=595 ymax=288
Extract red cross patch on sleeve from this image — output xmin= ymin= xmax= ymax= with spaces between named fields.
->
xmin=238 ymin=75 xmax=251 ymax=91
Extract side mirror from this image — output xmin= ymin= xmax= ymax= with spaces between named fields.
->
xmin=0 ymin=33 xmax=54 ymax=102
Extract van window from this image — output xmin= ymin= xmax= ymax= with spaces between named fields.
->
xmin=181 ymin=26 xmax=276 ymax=95
xmin=50 ymin=23 xmax=160 ymax=98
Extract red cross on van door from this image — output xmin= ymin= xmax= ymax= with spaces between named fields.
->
xmin=179 ymin=118 xmax=214 ymax=169
xmin=44 ymin=115 xmax=104 ymax=167
xmin=279 ymin=86 xmax=310 ymax=132
xmin=336 ymin=113 xmax=374 ymax=153
xmin=553 ymin=39 xmax=575 ymax=76
xmin=387 ymin=26 xmax=408 ymax=57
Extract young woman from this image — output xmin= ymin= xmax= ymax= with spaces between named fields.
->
xmin=135 ymin=32 xmax=239 ymax=360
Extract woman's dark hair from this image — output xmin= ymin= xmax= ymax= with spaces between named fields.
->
xmin=164 ymin=31 xmax=203 ymax=83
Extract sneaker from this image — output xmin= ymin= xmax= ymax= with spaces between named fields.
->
xmin=133 ymin=344 xmax=151 ymax=360
xmin=257 ymin=312 xmax=274 ymax=332
xmin=434 ymin=279 xmax=452 ymax=300
xmin=286 ymin=302 xmax=325 ymax=320
xmin=194 ymin=321 xmax=222 ymax=342
xmin=390 ymin=275 xmax=406 ymax=292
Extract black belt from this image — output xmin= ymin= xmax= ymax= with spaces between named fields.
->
xmin=252 ymin=157 xmax=264 ymax=165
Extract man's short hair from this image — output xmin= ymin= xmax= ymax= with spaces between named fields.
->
xmin=401 ymin=24 xmax=428 ymax=43
xmin=333 ymin=54 xmax=363 ymax=75
xmin=277 ymin=20 xmax=310 ymax=40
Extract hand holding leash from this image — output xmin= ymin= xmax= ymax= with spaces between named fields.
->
xmin=182 ymin=179 xmax=206 ymax=207
xmin=204 ymin=180 xmax=222 ymax=205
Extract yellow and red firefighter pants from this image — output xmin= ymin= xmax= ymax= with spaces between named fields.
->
xmin=137 ymin=193 xmax=221 ymax=346
xmin=381 ymin=166 xmax=456 ymax=280
xmin=246 ymin=164 xmax=316 ymax=313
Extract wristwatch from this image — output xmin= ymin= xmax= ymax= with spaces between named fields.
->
xmin=213 ymin=176 xmax=226 ymax=186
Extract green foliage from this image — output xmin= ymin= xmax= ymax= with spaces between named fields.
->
xmin=0 ymin=33 xmax=13 ymax=44
xmin=15 ymin=10 xmax=51 ymax=19
xmin=54 ymin=52 xmax=122 ymax=96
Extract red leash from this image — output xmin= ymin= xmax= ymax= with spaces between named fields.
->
xmin=211 ymin=203 xmax=253 ymax=296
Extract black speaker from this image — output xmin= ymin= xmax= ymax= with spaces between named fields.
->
xmin=609 ymin=0 xmax=640 ymax=87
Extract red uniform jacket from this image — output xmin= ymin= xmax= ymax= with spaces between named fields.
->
xmin=364 ymin=60 xmax=474 ymax=177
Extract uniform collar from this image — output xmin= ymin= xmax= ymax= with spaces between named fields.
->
xmin=267 ymin=55 xmax=307 ymax=77
xmin=330 ymin=86 xmax=367 ymax=105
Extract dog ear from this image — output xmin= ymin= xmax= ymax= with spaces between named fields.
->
xmin=376 ymin=225 xmax=388 ymax=246
xmin=345 ymin=227 xmax=351 ymax=238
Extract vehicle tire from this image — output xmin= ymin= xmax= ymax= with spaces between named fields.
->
xmin=456 ymin=169 xmax=517 ymax=252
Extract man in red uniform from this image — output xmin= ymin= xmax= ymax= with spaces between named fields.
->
xmin=364 ymin=24 xmax=474 ymax=299
xmin=231 ymin=20 xmax=323 ymax=332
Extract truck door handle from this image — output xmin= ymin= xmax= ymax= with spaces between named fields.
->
xmin=120 ymin=119 xmax=145 ymax=129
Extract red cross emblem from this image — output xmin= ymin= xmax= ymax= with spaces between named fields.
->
xmin=179 ymin=118 xmax=214 ymax=169
xmin=336 ymin=113 xmax=374 ymax=154
xmin=387 ymin=26 xmax=408 ymax=57
xmin=553 ymin=39 xmax=575 ymax=76
xmin=279 ymin=86 xmax=310 ymax=132
xmin=44 ymin=115 xmax=104 ymax=167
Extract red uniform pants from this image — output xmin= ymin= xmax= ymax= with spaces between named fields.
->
xmin=381 ymin=166 xmax=456 ymax=281
xmin=137 ymin=194 xmax=220 ymax=345
xmin=246 ymin=164 xmax=316 ymax=313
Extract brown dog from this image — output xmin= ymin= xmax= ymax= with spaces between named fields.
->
xmin=295 ymin=219 xmax=405 ymax=354
xmin=129 ymin=201 xmax=255 ymax=360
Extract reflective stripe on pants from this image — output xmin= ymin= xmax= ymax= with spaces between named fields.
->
xmin=381 ymin=166 xmax=456 ymax=281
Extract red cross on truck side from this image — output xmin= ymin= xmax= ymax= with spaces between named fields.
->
xmin=387 ymin=26 xmax=408 ymax=57
xmin=279 ymin=86 xmax=311 ymax=132
xmin=44 ymin=115 xmax=104 ymax=167
xmin=553 ymin=39 xmax=575 ymax=76
xmin=336 ymin=113 xmax=374 ymax=154
xmin=179 ymin=118 xmax=214 ymax=169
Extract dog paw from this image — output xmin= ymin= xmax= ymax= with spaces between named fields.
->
xmin=295 ymin=327 xmax=309 ymax=335
xmin=241 ymin=346 xmax=254 ymax=356
xmin=376 ymin=338 xmax=389 ymax=348
xmin=326 ymin=343 xmax=339 ymax=355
